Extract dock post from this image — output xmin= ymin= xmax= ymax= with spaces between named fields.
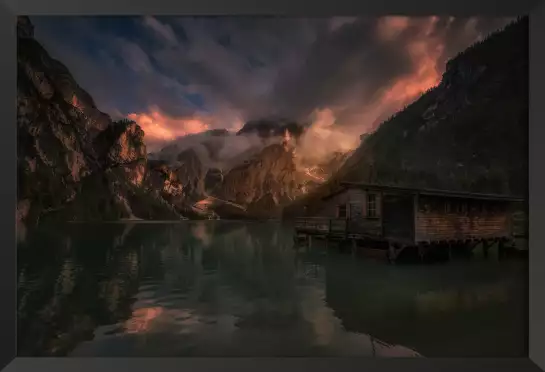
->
xmin=351 ymin=238 xmax=357 ymax=257
xmin=308 ymin=235 xmax=313 ymax=250
xmin=483 ymin=241 xmax=490 ymax=258
xmin=388 ymin=243 xmax=396 ymax=264
xmin=492 ymin=240 xmax=501 ymax=261
xmin=418 ymin=244 xmax=424 ymax=263
xmin=448 ymin=242 xmax=452 ymax=261
xmin=498 ymin=239 xmax=505 ymax=260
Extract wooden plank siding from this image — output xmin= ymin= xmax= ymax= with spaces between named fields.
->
xmin=414 ymin=195 xmax=512 ymax=242
xmin=415 ymin=213 xmax=510 ymax=242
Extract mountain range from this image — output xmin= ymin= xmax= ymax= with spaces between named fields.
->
xmin=16 ymin=16 xmax=528 ymax=227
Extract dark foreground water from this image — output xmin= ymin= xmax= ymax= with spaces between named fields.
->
xmin=17 ymin=221 xmax=527 ymax=357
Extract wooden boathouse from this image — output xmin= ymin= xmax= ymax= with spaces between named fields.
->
xmin=294 ymin=182 xmax=525 ymax=262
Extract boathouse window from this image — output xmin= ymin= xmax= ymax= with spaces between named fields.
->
xmin=337 ymin=204 xmax=347 ymax=218
xmin=419 ymin=202 xmax=431 ymax=213
xmin=367 ymin=193 xmax=377 ymax=218
xmin=455 ymin=201 xmax=463 ymax=214
xmin=444 ymin=201 xmax=452 ymax=214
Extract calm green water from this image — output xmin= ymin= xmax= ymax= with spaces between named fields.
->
xmin=17 ymin=221 xmax=527 ymax=357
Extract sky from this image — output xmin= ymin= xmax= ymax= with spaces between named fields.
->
xmin=30 ymin=16 xmax=512 ymax=152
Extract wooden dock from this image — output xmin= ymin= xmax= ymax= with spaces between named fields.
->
xmin=293 ymin=216 xmax=519 ymax=263
xmin=294 ymin=217 xmax=384 ymax=240
xmin=293 ymin=182 xmax=525 ymax=263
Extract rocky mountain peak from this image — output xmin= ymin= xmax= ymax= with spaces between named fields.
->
xmin=17 ymin=16 xmax=34 ymax=39
xmin=17 ymin=17 xmax=184 ymax=224
xmin=236 ymin=118 xmax=306 ymax=140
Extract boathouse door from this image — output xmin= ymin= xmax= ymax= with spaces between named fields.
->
xmin=382 ymin=194 xmax=415 ymax=243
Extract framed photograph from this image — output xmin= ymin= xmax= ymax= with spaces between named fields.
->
xmin=2 ymin=0 xmax=544 ymax=371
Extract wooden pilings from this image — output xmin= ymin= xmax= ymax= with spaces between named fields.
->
xmin=388 ymin=243 xmax=396 ymax=264
xmin=294 ymin=227 xmax=511 ymax=264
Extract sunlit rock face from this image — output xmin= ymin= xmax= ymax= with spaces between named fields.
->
xmin=100 ymin=121 xmax=147 ymax=166
xmin=147 ymin=160 xmax=185 ymax=210
xmin=16 ymin=16 xmax=183 ymax=224
xmin=148 ymin=119 xmax=351 ymax=219
xmin=210 ymin=144 xmax=308 ymax=218
xmin=95 ymin=119 xmax=148 ymax=188
xmin=17 ymin=16 xmax=101 ymax=224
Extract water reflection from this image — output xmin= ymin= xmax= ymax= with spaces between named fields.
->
xmin=321 ymin=246 xmax=527 ymax=357
xmin=17 ymin=222 xmax=526 ymax=357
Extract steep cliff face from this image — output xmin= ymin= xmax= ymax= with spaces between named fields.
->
xmin=173 ymin=149 xmax=208 ymax=200
xmin=285 ymin=17 xmax=528 ymax=216
xmin=17 ymin=16 xmax=182 ymax=224
xmin=211 ymin=144 xmax=308 ymax=217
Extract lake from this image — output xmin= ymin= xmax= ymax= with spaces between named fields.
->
xmin=17 ymin=221 xmax=527 ymax=357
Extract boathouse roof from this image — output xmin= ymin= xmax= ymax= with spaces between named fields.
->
xmin=321 ymin=182 xmax=526 ymax=202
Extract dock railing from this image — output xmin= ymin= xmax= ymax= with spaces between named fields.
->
xmin=294 ymin=217 xmax=346 ymax=234
xmin=294 ymin=217 xmax=383 ymax=238
xmin=512 ymin=211 xmax=527 ymax=238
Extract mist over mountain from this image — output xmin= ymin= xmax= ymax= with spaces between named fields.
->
xmin=285 ymin=17 xmax=528 ymax=217
xmin=145 ymin=116 xmax=351 ymax=218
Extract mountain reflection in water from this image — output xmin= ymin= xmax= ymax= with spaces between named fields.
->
xmin=17 ymin=221 xmax=526 ymax=357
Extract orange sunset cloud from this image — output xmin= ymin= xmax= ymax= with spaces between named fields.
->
xmin=127 ymin=106 xmax=211 ymax=150
xmin=380 ymin=17 xmax=444 ymax=107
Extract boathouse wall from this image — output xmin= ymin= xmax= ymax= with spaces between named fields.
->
xmin=414 ymin=195 xmax=512 ymax=243
xmin=313 ymin=188 xmax=384 ymax=237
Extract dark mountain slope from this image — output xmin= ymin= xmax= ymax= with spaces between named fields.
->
xmin=285 ymin=17 xmax=528 ymax=216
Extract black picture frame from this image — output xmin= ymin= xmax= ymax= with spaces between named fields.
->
xmin=2 ymin=0 xmax=543 ymax=371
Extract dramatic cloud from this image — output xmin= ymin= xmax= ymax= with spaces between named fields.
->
xmin=127 ymin=105 xmax=246 ymax=152
xmin=29 ymin=15 xmax=512 ymax=154
xmin=142 ymin=16 xmax=179 ymax=45
xmin=271 ymin=16 xmax=511 ymax=133
xmin=127 ymin=107 xmax=209 ymax=151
